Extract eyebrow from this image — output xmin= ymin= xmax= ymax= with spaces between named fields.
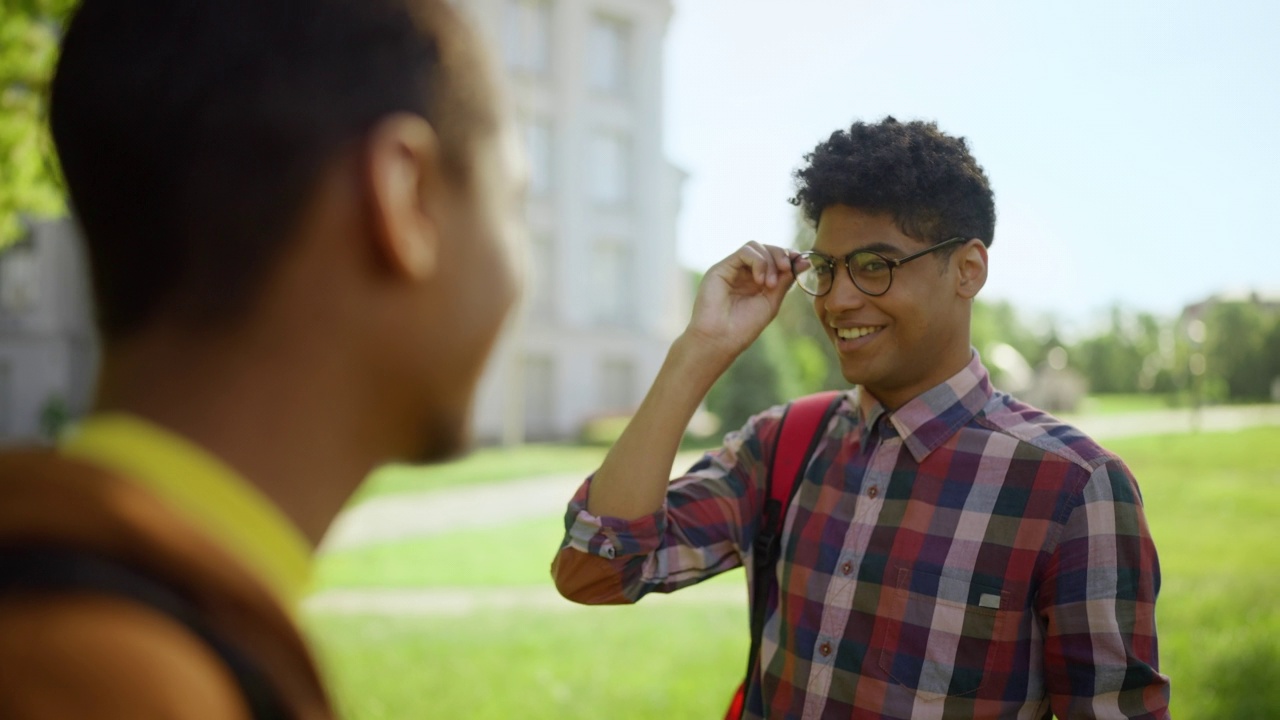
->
xmin=812 ymin=241 xmax=905 ymax=257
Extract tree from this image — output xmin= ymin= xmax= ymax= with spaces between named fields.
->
xmin=1071 ymin=305 xmax=1159 ymax=395
xmin=0 ymin=0 xmax=76 ymax=248
xmin=970 ymin=298 xmax=1047 ymax=385
xmin=1204 ymin=301 xmax=1273 ymax=401
xmin=705 ymin=324 xmax=802 ymax=434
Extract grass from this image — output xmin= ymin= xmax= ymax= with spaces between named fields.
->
xmin=314 ymin=515 xmax=568 ymax=589
xmin=308 ymin=600 xmax=748 ymax=720
xmin=1105 ymin=429 xmax=1280 ymax=719
xmin=309 ymin=426 xmax=1280 ymax=719
xmin=350 ymin=444 xmax=608 ymax=503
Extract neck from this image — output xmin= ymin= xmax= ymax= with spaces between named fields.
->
xmin=867 ymin=337 xmax=974 ymax=412
xmin=95 ymin=324 xmax=387 ymax=547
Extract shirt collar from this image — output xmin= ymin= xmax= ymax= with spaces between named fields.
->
xmin=856 ymin=351 xmax=993 ymax=463
xmin=59 ymin=414 xmax=313 ymax=607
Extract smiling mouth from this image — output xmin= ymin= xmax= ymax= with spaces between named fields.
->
xmin=834 ymin=326 xmax=882 ymax=340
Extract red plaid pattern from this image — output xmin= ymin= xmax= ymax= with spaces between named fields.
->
xmin=556 ymin=354 xmax=1170 ymax=719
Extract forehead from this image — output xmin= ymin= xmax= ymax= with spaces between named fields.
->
xmin=813 ymin=205 xmax=924 ymax=253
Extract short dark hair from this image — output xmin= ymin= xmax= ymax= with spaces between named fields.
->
xmin=791 ymin=117 xmax=996 ymax=247
xmin=50 ymin=0 xmax=497 ymax=341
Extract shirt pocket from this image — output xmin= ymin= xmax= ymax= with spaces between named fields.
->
xmin=875 ymin=566 xmax=1010 ymax=701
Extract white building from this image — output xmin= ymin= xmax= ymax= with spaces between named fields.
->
xmin=0 ymin=219 xmax=97 ymax=442
xmin=462 ymin=0 xmax=687 ymax=441
xmin=0 ymin=0 xmax=687 ymax=444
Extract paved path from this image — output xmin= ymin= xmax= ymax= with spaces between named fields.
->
xmin=318 ymin=451 xmax=706 ymax=552
xmin=1063 ymin=404 xmax=1280 ymax=441
xmin=308 ymin=404 xmax=1280 ymax=616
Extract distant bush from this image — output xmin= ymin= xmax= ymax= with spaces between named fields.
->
xmin=579 ymin=415 xmax=632 ymax=447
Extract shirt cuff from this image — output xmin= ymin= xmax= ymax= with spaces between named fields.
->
xmin=562 ymin=474 xmax=667 ymax=560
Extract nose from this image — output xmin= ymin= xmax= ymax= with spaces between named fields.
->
xmin=822 ymin=266 xmax=868 ymax=315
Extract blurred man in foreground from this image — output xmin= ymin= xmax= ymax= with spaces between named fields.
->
xmin=0 ymin=1 xmax=523 ymax=717
xmin=553 ymin=118 xmax=1169 ymax=719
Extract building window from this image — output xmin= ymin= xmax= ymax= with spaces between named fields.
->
xmin=588 ymin=131 xmax=631 ymax=206
xmin=591 ymin=238 xmax=632 ymax=325
xmin=503 ymin=0 xmax=551 ymax=75
xmin=527 ymin=233 xmax=555 ymax=319
xmin=587 ymin=15 xmax=630 ymax=94
xmin=522 ymin=117 xmax=553 ymax=197
xmin=0 ymin=360 xmax=10 ymax=436
xmin=598 ymin=358 xmax=636 ymax=413
xmin=0 ymin=251 xmax=37 ymax=317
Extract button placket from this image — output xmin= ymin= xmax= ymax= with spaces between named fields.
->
xmin=801 ymin=436 xmax=899 ymax=718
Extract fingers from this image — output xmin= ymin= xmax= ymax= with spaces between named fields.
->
xmin=764 ymin=244 xmax=797 ymax=286
xmin=738 ymin=242 xmax=795 ymax=289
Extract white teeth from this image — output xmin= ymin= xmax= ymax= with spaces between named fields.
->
xmin=835 ymin=326 xmax=880 ymax=340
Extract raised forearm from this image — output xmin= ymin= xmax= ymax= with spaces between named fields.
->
xmin=586 ymin=333 xmax=732 ymax=520
xmin=586 ymin=241 xmax=796 ymax=520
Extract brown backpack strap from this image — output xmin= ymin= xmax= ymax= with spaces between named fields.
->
xmin=0 ymin=545 xmax=288 ymax=720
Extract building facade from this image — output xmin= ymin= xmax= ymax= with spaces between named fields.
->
xmin=0 ymin=219 xmax=97 ymax=443
xmin=462 ymin=0 xmax=687 ymax=441
xmin=0 ymin=0 xmax=686 ymax=444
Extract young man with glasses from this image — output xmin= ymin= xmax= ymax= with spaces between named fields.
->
xmin=553 ymin=118 xmax=1169 ymax=719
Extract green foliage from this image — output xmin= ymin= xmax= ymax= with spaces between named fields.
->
xmin=1074 ymin=307 xmax=1152 ymax=394
xmin=38 ymin=392 xmax=68 ymax=440
xmin=1202 ymin=301 xmax=1278 ymax=401
xmin=705 ymin=323 xmax=801 ymax=434
xmin=970 ymin=298 xmax=1045 ymax=365
xmin=1064 ymin=299 xmax=1280 ymax=403
xmin=0 ymin=0 xmax=75 ymax=248
xmin=773 ymin=287 xmax=847 ymax=392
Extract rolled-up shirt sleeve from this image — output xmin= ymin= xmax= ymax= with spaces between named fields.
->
xmin=1040 ymin=458 xmax=1171 ymax=718
xmin=551 ymin=405 xmax=784 ymax=605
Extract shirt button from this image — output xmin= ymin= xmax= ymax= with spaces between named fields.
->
xmin=841 ymin=561 xmax=853 ymax=575
xmin=819 ymin=642 xmax=833 ymax=657
xmin=868 ymin=486 xmax=879 ymax=499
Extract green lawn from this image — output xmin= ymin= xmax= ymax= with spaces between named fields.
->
xmin=314 ymin=515 xmax=568 ymax=589
xmin=309 ymin=426 xmax=1280 ymax=719
xmin=309 ymin=600 xmax=748 ymax=720
xmin=1106 ymin=429 xmax=1280 ymax=719
xmin=351 ymin=444 xmax=609 ymax=503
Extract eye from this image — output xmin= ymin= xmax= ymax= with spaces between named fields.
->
xmin=854 ymin=254 xmax=889 ymax=274
xmin=803 ymin=255 xmax=834 ymax=274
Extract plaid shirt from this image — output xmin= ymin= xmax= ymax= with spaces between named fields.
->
xmin=553 ymin=354 xmax=1170 ymax=719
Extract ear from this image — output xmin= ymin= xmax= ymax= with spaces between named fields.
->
xmin=954 ymin=239 xmax=988 ymax=300
xmin=363 ymin=113 xmax=446 ymax=280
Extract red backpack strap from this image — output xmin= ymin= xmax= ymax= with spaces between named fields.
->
xmin=768 ymin=391 xmax=843 ymax=511
xmin=727 ymin=390 xmax=843 ymax=720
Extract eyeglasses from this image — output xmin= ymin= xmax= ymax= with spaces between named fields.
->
xmin=790 ymin=236 xmax=968 ymax=297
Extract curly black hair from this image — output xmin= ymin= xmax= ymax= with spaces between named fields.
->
xmin=791 ymin=117 xmax=996 ymax=247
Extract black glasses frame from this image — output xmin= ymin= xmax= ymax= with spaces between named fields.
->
xmin=790 ymin=236 xmax=969 ymax=297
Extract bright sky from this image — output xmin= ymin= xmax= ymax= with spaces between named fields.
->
xmin=663 ymin=0 xmax=1280 ymax=327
